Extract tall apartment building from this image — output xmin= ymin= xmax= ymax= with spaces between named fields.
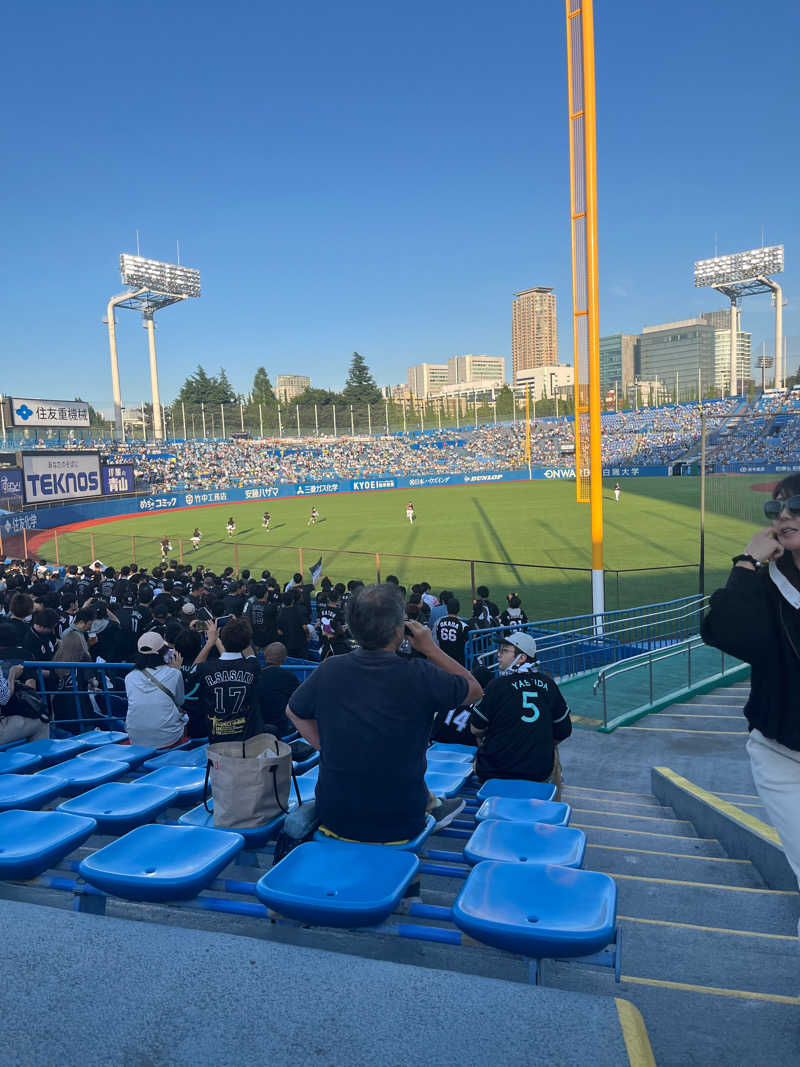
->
xmin=407 ymin=362 xmax=449 ymax=398
xmin=599 ymin=334 xmax=639 ymax=394
xmin=447 ymin=354 xmax=505 ymax=386
xmin=511 ymin=287 xmax=558 ymax=383
xmin=275 ymin=374 xmax=311 ymax=402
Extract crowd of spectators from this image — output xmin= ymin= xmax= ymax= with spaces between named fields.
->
xmin=0 ymin=557 xmax=528 ymax=748
xmin=14 ymin=395 xmax=800 ymax=495
xmin=0 ymin=557 xmax=574 ymax=844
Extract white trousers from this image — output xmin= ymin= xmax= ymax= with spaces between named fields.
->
xmin=746 ymin=728 xmax=800 ymax=894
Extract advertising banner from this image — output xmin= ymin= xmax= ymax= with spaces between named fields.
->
xmin=22 ymin=452 xmax=101 ymax=504
xmin=0 ymin=468 xmax=24 ymax=499
xmin=10 ymin=398 xmax=91 ymax=428
xmin=101 ymin=464 xmax=135 ymax=495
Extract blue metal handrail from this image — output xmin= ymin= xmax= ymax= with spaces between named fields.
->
xmin=464 ymin=594 xmax=708 ymax=680
xmin=19 ymin=658 xmax=318 ymax=732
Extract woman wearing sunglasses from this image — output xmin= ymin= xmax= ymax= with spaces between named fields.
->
xmin=702 ymin=473 xmax=800 ymax=916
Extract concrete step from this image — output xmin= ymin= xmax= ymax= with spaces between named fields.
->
xmin=577 ymin=824 xmax=729 ymax=856
xmin=615 ymin=875 xmax=800 ymax=936
xmin=586 ymin=844 xmax=766 ymax=887
xmin=568 ymin=807 xmax=698 ymax=836
xmin=560 ymin=793 xmax=673 ymax=816
xmin=548 ymin=970 xmax=799 ymax=1066
xmin=617 ymin=922 xmax=800 ymax=998
xmin=626 ymin=714 xmax=747 ymax=734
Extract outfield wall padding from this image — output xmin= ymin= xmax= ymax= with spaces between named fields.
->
xmin=4 ymin=464 xmax=671 ymax=539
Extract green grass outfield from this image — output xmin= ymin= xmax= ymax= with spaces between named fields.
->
xmin=36 ymin=475 xmax=769 ymax=620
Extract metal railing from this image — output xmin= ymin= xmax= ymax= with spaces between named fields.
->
xmin=591 ymin=635 xmax=744 ymax=729
xmin=466 ymin=594 xmax=709 ymax=681
xmin=19 ymin=659 xmax=318 ymax=733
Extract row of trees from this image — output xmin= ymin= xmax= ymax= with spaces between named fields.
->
xmin=177 ymin=352 xmax=383 ymax=409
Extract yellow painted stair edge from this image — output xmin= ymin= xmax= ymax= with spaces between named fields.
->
xmin=653 ymin=767 xmax=780 ymax=846
xmin=615 ymin=998 xmax=657 ymax=1067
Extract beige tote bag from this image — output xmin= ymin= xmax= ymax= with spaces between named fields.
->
xmin=205 ymin=733 xmax=293 ymax=829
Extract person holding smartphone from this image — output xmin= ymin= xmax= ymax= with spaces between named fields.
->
xmin=702 ymin=473 xmax=800 ymax=918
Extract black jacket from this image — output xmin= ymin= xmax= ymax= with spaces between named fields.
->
xmin=701 ymin=560 xmax=800 ymax=751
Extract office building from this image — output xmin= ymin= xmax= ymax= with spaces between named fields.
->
xmin=701 ymin=311 xmax=752 ymax=393
xmin=447 ymin=354 xmax=505 ymax=386
xmin=382 ymin=384 xmax=411 ymax=401
xmin=638 ymin=316 xmax=750 ymax=399
xmin=514 ymin=364 xmax=574 ymax=400
xmin=599 ymin=334 xmax=639 ymax=395
xmin=511 ymin=287 xmax=558 ymax=383
xmin=407 ymin=362 xmax=449 ymax=398
xmin=275 ymin=374 xmax=311 ymax=402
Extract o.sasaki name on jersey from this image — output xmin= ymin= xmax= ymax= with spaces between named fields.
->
xmin=203 ymin=669 xmax=255 ymax=686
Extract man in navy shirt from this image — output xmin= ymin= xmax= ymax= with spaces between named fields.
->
xmin=288 ymin=583 xmax=483 ymax=843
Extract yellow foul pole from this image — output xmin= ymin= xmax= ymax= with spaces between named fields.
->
xmin=525 ymin=383 xmax=532 ymax=477
xmin=566 ymin=0 xmax=604 ymax=617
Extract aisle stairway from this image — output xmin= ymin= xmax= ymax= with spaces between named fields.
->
xmin=545 ymin=770 xmax=799 ymax=1064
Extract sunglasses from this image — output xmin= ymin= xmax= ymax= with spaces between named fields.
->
xmin=764 ymin=496 xmax=800 ymax=520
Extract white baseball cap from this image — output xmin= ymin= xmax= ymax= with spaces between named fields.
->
xmin=499 ymin=632 xmax=537 ymax=660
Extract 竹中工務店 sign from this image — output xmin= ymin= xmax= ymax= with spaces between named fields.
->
xmin=10 ymin=398 xmax=91 ymax=428
xmin=22 ymin=453 xmax=102 ymax=504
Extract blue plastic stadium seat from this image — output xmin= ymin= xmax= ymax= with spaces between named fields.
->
xmin=475 ymin=797 xmax=571 ymax=826
xmin=0 ymin=773 xmax=66 ymax=812
xmin=300 ymin=764 xmax=319 ymax=782
xmin=313 ymin=814 xmax=436 ymax=853
xmin=58 ymin=783 xmax=178 ymax=835
xmin=0 ymin=810 xmax=97 ymax=880
xmin=142 ymin=746 xmax=208 ymax=772
xmin=78 ymin=824 xmax=244 ymax=902
xmin=0 ymin=750 xmax=43 ymax=774
xmin=427 ymin=750 xmax=475 ymax=766
xmin=452 ymin=861 xmax=617 ymax=958
xmin=464 ymin=819 xmax=586 ymax=868
xmin=37 ymin=758 xmax=128 ymax=797
xmin=134 ymin=767 xmax=207 ymax=803
xmin=293 ymin=753 xmax=319 ymax=775
xmin=21 ymin=738 xmax=89 ymax=766
xmin=425 ymin=759 xmax=474 ymax=777
xmin=477 ymin=779 xmax=558 ymax=803
xmin=74 ymin=730 xmax=130 ymax=747
xmin=255 ymin=841 xmax=420 ymax=926
xmin=288 ymin=775 xmax=317 ymax=809
xmin=425 ymin=769 xmax=472 ymax=798
xmin=78 ymin=744 xmax=157 ymax=768
xmin=428 ymin=742 xmax=477 ymax=757
xmin=179 ymin=799 xmax=285 ymax=848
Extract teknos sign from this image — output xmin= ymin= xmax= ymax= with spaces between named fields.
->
xmin=22 ymin=452 xmax=102 ymax=504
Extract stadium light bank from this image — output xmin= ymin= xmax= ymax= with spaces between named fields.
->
xmin=694 ymin=245 xmax=785 ymax=393
xmin=105 ymin=254 xmax=202 ymax=440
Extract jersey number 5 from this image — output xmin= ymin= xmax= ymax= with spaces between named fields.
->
xmin=521 ymin=691 xmax=540 ymax=723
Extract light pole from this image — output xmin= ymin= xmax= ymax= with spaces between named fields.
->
xmin=109 ymin=255 xmax=201 ymax=440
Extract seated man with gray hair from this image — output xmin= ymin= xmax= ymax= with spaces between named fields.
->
xmin=287 ymin=583 xmax=483 ymax=843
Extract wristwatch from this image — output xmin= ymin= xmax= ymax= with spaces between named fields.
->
xmin=732 ymin=553 xmax=760 ymax=568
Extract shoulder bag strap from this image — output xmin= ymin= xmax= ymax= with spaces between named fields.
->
xmin=142 ymin=669 xmax=182 ymax=710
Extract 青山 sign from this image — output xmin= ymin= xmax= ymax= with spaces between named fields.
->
xmin=101 ymin=464 xmax=135 ymax=494
xmin=10 ymin=398 xmax=91 ymax=428
xmin=22 ymin=452 xmax=101 ymax=504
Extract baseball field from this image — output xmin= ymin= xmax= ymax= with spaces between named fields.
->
xmin=33 ymin=475 xmax=767 ymax=620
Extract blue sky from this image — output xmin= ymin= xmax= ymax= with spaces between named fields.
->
xmin=2 ymin=0 xmax=798 ymax=409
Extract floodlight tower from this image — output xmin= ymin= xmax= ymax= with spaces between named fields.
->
xmin=693 ymin=246 xmax=784 ymax=394
xmin=106 ymin=255 xmax=201 ymax=439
